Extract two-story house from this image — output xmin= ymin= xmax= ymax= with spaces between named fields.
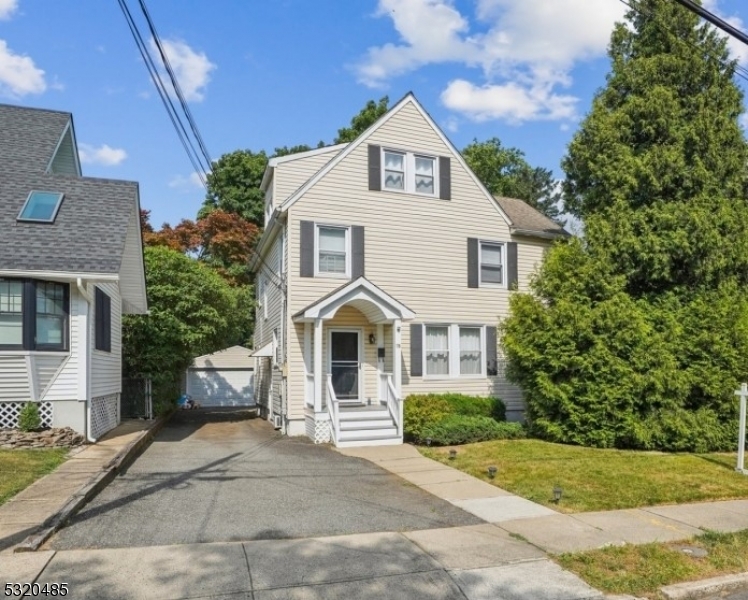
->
xmin=249 ymin=93 xmax=566 ymax=447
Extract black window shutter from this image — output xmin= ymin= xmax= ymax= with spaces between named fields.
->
xmin=410 ymin=324 xmax=423 ymax=377
xmin=95 ymin=287 xmax=111 ymax=352
xmin=300 ymin=220 xmax=315 ymax=277
xmin=439 ymin=156 xmax=451 ymax=200
xmin=507 ymin=242 xmax=518 ymax=290
xmin=351 ymin=226 xmax=365 ymax=279
xmin=467 ymin=238 xmax=479 ymax=288
xmin=368 ymin=145 xmax=381 ymax=191
xmin=486 ymin=326 xmax=498 ymax=376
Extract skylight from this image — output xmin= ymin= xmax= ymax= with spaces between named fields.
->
xmin=17 ymin=191 xmax=64 ymax=223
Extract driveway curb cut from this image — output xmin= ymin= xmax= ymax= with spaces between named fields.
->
xmin=660 ymin=571 xmax=748 ymax=599
xmin=13 ymin=413 xmax=171 ymax=553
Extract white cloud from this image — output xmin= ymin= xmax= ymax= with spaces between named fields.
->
xmin=79 ymin=143 xmax=127 ymax=166
xmin=0 ymin=40 xmax=46 ymax=97
xmin=150 ymin=38 xmax=216 ymax=102
xmin=355 ymin=0 xmax=625 ymax=123
xmin=441 ymin=79 xmax=577 ymax=124
xmin=169 ymin=172 xmax=204 ymax=190
xmin=701 ymin=0 xmax=748 ymax=65
xmin=0 ymin=0 xmax=18 ymax=20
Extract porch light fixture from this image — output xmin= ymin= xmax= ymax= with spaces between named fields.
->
xmin=487 ymin=466 xmax=498 ymax=479
xmin=449 ymin=449 xmax=457 ymax=460
xmin=369 ymin=333 xmax=376 ymax=345
xmin=553 ymin=486 xmax=563 ymax=503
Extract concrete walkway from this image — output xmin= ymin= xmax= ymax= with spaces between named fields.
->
xmin=338 ymin=444 xmax=748 ymax=554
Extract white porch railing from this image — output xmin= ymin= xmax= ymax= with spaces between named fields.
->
xmin=381 ymin=373 xmax=403 ymax=439
xmin=305 ymin=373 xmax=315 ymax=408
xmin=326 ymin=374 xmax=340 ymax=445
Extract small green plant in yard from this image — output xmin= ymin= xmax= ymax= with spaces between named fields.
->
xmin=0 ymin=449 xmax=68 ymax=505
xmin=420 ymin=415 xmax=524 ymax=445
xmin=556 ymin=530 xmax=748 ymax=598
xmin=421 ymin=439 xmax=748 ymax=512
xmin=18 ymin=401 xmax=41 ymax=432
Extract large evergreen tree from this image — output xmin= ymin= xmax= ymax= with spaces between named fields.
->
xmin=502 ymin=0 xmax=748 ymax=451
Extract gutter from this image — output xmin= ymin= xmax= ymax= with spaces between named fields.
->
xmin=510 ymin=227 xmax=570 ymax=241
xmin=77 ymin=278 xmax=96 ymax=443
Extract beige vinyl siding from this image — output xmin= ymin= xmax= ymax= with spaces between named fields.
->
xmin=0 ymin=355 xmax=32 ymax=399
xmin=44 ymin=286 xmax=83 ymax=401
xmin=91 ymin=282 xmax=122 ymax=398
xmin=274 ymin=148 xmax=342 ymax=204
xmin=255 ymin=232 xmax=285 ymax=416
xmin=192 ymin=346 xmax=253 ymax=369
xmin=285 ymin=101 xmax=549 ymax=419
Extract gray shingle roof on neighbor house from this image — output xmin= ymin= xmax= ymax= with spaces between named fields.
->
xmin=494 ymin=196 xmax=569 ymax=238
xmin=0 ymin=103 xmax=72 ymax=174
xmin=0 ymin=103 xmax=139 ymax=275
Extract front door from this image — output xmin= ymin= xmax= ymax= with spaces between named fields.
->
xmin=330 ymin=330 xmax=360 ymax=402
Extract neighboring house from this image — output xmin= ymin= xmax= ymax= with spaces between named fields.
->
xmin=186 ymin=345 xmax=255 ymax=407
xmin=0 ymin=104 xmax=147 ymax=440
xmin=249 ymin=93 xmax=566 ymax=447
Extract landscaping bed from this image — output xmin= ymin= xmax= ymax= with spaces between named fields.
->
xmin=420 ymin=439 xmax=748 ymax=512
xmin=0 ymin=427 xmax=86 ymax=449
xmin=556 ymin=529 xmax=748 ymax=599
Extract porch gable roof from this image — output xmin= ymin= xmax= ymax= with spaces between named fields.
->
xmin=292 ymin=277 xmax=415 ymax=324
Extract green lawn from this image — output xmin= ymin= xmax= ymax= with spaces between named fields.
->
xmin=0 ymin=448 xmax=68 ymax=505
xmin=420 ymin=439 xmax=748 ymax=512
xmin=556 ymin=530 xmax=748 ymax=599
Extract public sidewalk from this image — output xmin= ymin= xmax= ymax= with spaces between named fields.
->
xmin=338 ymin=444 xmax=748 ymax=554
xmin=0 ymin=418 xmax=163 ymax=553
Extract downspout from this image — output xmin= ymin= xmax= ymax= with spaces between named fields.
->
xmin=77 ymin=279 xmax=96 ymax=442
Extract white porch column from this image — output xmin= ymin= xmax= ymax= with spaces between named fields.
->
xmin=304 ymin=322 xmax=312 ymax=407
xmin=314 ymin=318 xmax=323 ymax=412
xmin=393 ymin=319 xmax=402 ymax=392
xmin=377 ymin=323 xmax=384 ymax=398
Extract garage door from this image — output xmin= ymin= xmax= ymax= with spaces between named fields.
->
xmin=186 ymin=369 xmax=255 ymax=407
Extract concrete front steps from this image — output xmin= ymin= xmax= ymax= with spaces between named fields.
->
xmin=336 ymin=403 xmax=402 ymax=447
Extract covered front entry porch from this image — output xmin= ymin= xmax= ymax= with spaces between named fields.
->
xmin=293 ymin=277 xmax=415 ymax=447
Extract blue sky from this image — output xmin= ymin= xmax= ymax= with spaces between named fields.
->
xmin=2 ymin=0 xmax=747 ymax=228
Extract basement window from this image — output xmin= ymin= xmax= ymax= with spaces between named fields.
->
xmin=17 ymin=191 xmax=64 ymax=223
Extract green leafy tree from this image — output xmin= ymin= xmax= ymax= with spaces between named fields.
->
xmin=501 ymin=0 xmax=748 ymax=451
xmin=123 ymin=246 xmax=253 ymax=403
xmin=200 ymin=149 xmax=268 ymax=227
xmin=462 ymin=138 xmax=563 ymax=223
xmin=334 ymin=96 xmax=389 ymax=143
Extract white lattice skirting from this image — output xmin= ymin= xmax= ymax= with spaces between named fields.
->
xmin=0 ymin=401 xmax=53 ymax=429
xmin=313 ymin=419 xmax=331 ymax=444
xmin=91 ymin=394 xmax=119 ymax=440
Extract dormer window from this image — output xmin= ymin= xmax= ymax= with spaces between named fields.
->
xmin=18 ymin=191 xmax=64 ymax=223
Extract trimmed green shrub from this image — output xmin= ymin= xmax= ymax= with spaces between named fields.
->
xmin=440 ymin=393 xmax=506 ymax=421
xmin=403 ymin=394 xmax=450 ymax=442
xmin=419 ymin=415 xmax=525 ymax=446
xmin=18 ymin=402 xmax=42 ymax=432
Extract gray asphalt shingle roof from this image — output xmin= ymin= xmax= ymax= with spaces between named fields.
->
xmin=494 ymin=196 xmax=569 ymax=237
xmin=1 ymin=104 xmax=138 ymax=275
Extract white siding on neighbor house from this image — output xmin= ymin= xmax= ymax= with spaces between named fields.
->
xmin=192 ymin=346 xmax=253 ymax=369
xmin=119 ymin=210 xmax=148 ymax=314
xmin=48 ymin=126 xmax=79 ymax=175
xmin=0 ymin=355 xmax=32 ymax=400
xmin=90 ymin=282 xmax=122 ymax=399
xmin=284 ymin=101 xmax=551 ymax=420
xmin=273 ymin=147 xmax=343 ymax=205
xmin=44 ymin=285 xmax=84 ymax=401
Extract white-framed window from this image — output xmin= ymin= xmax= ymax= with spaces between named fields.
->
xmin=272 ymin=328 xmax=279 ymax=367
xmin=480 ymin=241 xmax=505 ymax=287
xmin=315 ymin=225 xmax=350 ymax=277
xmin=382 ymin=149 xmax=437 ymax=196
xmin=424 ymin=324 xmax=485 ymax=378
xmin=257 ymin=278 xmax=267 ymax=320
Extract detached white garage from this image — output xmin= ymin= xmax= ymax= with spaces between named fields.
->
xmin=186 ymin=346 xmax=255 ymax=407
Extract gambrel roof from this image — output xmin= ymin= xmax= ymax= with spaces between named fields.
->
xmin=0 ymin=104 xmax=147 ymax=314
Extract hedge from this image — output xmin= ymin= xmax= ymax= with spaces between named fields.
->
xmin=419 ymin=415 xmax=525 ymax=446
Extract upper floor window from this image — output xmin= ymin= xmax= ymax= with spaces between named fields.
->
xmin=18 ymin=191 xmax=64 ymax=223
xmin=382 ymin=149 xmax=437 ymax=196
xmin=316 ymin=225 xmax=349 ymax=277
xmin=480 ymin=241 xmax=505 ymax=286
xmin=0 ymin=278 xmax=69 ymax=351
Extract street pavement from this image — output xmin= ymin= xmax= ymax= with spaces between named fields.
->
xmin=48 ymin=408 xmax=481 ymax=550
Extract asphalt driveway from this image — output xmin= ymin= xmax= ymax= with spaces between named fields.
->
xmin=49 ymin=408 xmax=481 ymax=550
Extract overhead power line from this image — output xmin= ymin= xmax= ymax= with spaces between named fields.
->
xmin=670 ymin=0 xmax=748 ymax=48
xmin=116 ymin=0 xmax=210 ymax=189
